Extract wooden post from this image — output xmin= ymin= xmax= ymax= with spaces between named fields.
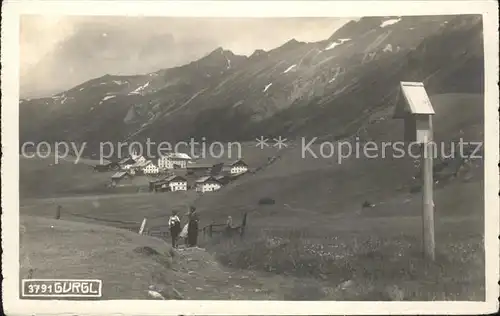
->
xmin=138 ymin=218 xmax=147 ymax=235
xmin=421 ymin=128 xmax=435 ymax=261
xmin=208 ymin=224 xmax=213 ymax=237
xmin=55 ymin=205 xmax=61 ymax=220
xmin=240 ymin=212 xmax=247 ymax=238
xmin=393 ymin=81 xmax=436 ymax=261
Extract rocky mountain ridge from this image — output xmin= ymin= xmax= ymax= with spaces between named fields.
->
xmin=20 ymin=15 xmax=483 ymax=157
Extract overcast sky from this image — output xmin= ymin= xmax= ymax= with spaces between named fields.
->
xmin=20 ymin=16 xmax=351 ymax=97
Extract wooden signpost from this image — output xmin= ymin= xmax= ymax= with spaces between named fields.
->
xmin=393 ymin=81 xmax=436 ymax=261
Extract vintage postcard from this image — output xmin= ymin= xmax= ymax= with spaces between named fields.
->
xmin=2 ymin=0 xmax=499 ymax=315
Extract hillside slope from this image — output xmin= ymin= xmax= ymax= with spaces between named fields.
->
xmin=194 ymin=92 xmax=483 ymax=220
xmin=19 ymin=15 xmax=483 ymax=157
xmin=21 ymin=215 xmax=329 ymax=300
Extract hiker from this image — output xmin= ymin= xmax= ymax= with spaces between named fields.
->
xmin=168 ymin=211 xmax=181 ymax=248
xmin=186 ymin=206 xmax=199 ymax=247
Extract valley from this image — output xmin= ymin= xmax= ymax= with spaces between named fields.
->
xmin=18 ymin=14 xmax=486 ymax=301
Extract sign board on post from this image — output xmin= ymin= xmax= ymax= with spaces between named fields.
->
xmin=393 ymin=81 xmax=435 ymax=143
xmin=393 ymin=81 xmax=436 ymax=261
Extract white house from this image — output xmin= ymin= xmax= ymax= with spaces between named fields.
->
xmin=158 ymin=153 xmax=192 ymax=169
xmin=142 ymin=162 xmax=160 ymax=174
xmin=165 ymin=175 xmax=188 ymax=191
xmin=124 ymin=159 xmax=150 ymax=173
xmin=224 ymin=159 xmax=249 ymax=175
xmin=152 ymin=175 xmax=188 ymax=192
xmin=195 ymin=176 xmax=222 ymax=193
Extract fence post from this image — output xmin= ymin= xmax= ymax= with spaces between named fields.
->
xmin=138 ymin=218 xmax=147 ymax=235
xmin=209 ymin=224 xmax=213 ymax=237
xmin=55 ymin=205 xmax=62 ymax=220
xmin=240 ymin=212 xmax=247 ymax=238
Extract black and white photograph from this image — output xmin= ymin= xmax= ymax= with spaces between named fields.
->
xmin=2 ymin=0 xmax=499 ymax=315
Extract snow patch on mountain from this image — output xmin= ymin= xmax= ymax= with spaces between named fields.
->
xmin=380 ymin=17 xmax=401 ymax=28
xmin=99 ymin=95 xmax=116 ymax=104
xmin=328 ymin=67 xmax=345 ymax=83
xmin=113 ymin=80 xmax=127 ymax=85
xmin=224 ymin=55 xmax=231 ymax=69
xmin=325 ymin=38 xmax=351 ymax=51
xmin=102 ymin=95 xmax=116 ymax=101
xmin=124 ymin=106 xmax=138 ymax=123
xmin=232 ymin=100 xmax=244 ymax=108
xmin=383 ymin=44 xmax=393 ymax=52
xmin=283 ymin=64 xmax=297 ymax=74
xmin=263 ymin=83 xmax=273 ymax=92
xmin=129 ymin=82 xmax=150 ymax=95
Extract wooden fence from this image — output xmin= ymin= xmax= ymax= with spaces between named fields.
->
xmin=54 ymin=205 xmax=248 ymax=243
xmin=141 ymin=212 xmax=248 ymax=241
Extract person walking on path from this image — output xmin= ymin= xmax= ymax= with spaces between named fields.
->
xmin=186 ymin=206 xmax=199 ymax=247
xmin=168 ymin=211 xmax=181 ymax=248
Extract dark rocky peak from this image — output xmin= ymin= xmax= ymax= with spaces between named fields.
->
xmin=209 ymin=46 xmax=225 ymax=55
xmin=251 ymin=48 xmax=266 ymax=56
xmin=202 ymin=46 xmax=239 ymax=59
xmin=195 ymin=46 xmax=247 ymax=69
xmin=283 ymin=38 xmax=302 ymax=46
xmin=269 ymin=38 xmax=306 ymax=54
xmin=249 ymin=49 xmax=268 ymax=60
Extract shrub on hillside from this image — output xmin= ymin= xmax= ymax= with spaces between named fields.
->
xmin=258 ymin=197 xmax=275 ymax=205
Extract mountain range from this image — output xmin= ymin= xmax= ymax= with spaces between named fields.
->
xmin=19 ymin=15 xmax=484 ymax=157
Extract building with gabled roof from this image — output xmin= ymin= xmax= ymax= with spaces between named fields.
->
xmin=110 ymin=171 xmax=132 ymax=186
xmin=194 ymin=176 xmax=223 ymax=193
xmin=142 ymin=162 xmax=160 ymax=174
xmin=150 ymin=175 xmax=188 ymax=192
xmin=222 ymin=159 xmax=248 ymax=175
xmin=158 ymin=152 xmax=193 ymax=169
xmin=119 ymin=156 xmax=136 ymax=167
